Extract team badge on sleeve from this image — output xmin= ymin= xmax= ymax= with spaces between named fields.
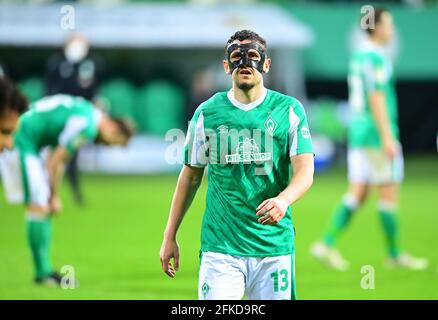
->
xmin=301 ymin=126 xmax=310 ymax=139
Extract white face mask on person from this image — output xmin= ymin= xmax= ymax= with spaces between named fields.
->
xmin=65 ymin=41 xmax=89 ymax=63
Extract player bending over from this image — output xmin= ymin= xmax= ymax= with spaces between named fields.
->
xmin=311 ymin=8 xmax=428 ymax=271
xmin=160 ymin=30 xmax=314 ymax=300
xmin=0 ymin=78 xmax=133 ymax=286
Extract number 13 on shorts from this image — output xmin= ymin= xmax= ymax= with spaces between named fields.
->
xmin=266 ymin=254 xmax=296 ymax=300
xmin=271 ymin=269 xmax=289 ymax=292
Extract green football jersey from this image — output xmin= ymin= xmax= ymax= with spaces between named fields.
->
xmin=348 ymin=40 xmax=399 ymax=147
xmin=14 ymin=94 xmax=101 ymax=155
xmin=184 ymin=88 xmax=313 ymax=257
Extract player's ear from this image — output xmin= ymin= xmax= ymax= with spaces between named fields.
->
xmin=263 ymin=57 xmax=272 ymax=74
xmin=223 ymin=60 xmax=231 ymax=75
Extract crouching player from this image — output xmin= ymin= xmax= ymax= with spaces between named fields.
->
xmin=0 ymin=77 xmax=133 ymax=286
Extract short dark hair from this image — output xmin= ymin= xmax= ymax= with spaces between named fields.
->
xmin=225 ymin=30 xmax=267 ymax=52
xmin=113 ymin=118 xmax=135 ymax=141
xmin=364 ymin=7 xmax=389 ymax=35
xmin=113 ymin=118 xmax=135 ymax=139
xmin=94 ymin=117 xmax=135 ymax=145
xmin=0 ymin=77 xmax=28 ymax=117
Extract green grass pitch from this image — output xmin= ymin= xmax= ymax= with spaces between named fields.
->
xmin=0 ymin=155 xmax=437 ymax=299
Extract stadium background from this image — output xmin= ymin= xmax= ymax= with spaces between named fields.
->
xmin=0 ymin=0 xmax=437 ymax=299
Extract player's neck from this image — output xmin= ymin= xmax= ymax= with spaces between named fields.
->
xmin=231 ymin=83 xmax=266 ymax=105
xmin=369 ymin=35 xmax=385 ymax=47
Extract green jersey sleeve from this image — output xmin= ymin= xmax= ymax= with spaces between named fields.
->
xmin=363 ymin=54 xmax=386 ymax=92
xmin=183 ymin=106 xmax=209 ymax=168
xmin=288 ymin=100 xmax=313 ymax=156
xmin=58 ymin=116 xmax=95 ymax=155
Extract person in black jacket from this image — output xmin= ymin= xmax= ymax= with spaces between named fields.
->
xmin=45 ymin=33 xmax=103 ymax=205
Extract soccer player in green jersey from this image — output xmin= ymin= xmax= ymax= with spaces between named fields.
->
xmin=0 ymin=80 xmax=133 ymax=286
xmin=160 ymin=30 xmax=314 ymax=300
xmin=311 ymin=8 xmax=428 ymax=271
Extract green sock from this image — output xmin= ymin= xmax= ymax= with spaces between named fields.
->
xmin=378 ymin=203 xmax=400 ymax=259
xmin=323 ymin=195 xmax=358 ymax=246
xmin=26 ymin=214 xmax=53 ymax=279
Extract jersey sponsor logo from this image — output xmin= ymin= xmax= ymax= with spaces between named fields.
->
xmin=217 ymin=125 xmax=228 ymax=134
xmin=225 ymin=137 xmax=271 ymax=164
xmin=301 ymin=126 xmax=310 ymax=139
xmin=264 ymin=115 xmax=277 ymax=136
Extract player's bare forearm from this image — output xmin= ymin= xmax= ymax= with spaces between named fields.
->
xmin=369 ymin=91 xmax=398 ymax=157
xmin=279 ymin=153 xmax=314 ymax=205
xmin=48 ymin=162 xmax=65 ymax=197
xmin=163 ymin=165 xmax=204 ymax=241
xmin=47 ymin=148 xmax=67 ymax=196
xmin=369 ymin=92 xmax=393 ymax=142
xmin=46 ymin=147 xmax=69 ymax=210
xmin=160 ymin=165 xmax=204 ymax=277
xmin=256 ymin=153 xmax=314 ymax=225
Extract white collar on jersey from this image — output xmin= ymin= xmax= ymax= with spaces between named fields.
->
xmin=227 ymin=87 xmax=267 ymax=112
xmin=93 ymin=108 xmax=104 ymax=126
xmin=361 ymin=39 xmax=386 ymax=56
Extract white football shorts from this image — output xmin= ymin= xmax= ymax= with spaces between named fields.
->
xmin=0 ymin=149 xmax=50 ymax=206
xmin=198 ymin=251 xmax=296 ymax=300
xmin=348 ymin=148 xmax=404 ymax=184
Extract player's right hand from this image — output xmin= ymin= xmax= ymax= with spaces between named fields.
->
xmin=49 ymin=196 xmax=62 ymax=215
xmin=160 ymin=239 xmax=180 ymax=278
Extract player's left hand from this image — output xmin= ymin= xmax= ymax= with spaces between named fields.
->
xmin=256 ymin=196 xmax=290 ymax=225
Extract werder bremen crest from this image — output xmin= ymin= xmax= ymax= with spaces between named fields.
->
xmin=264 ymin=114 xmax=277 ymax=136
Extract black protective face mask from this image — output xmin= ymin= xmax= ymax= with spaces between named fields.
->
xmin=0 ymin=128 xmax=13 ymax=135
xmin=226 ymin=42 xmax=266 ymax=75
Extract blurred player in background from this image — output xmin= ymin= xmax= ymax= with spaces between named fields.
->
xmin=160 ymin=30 xmax=314 ymax=300
xmin=0 ymin=81 xmax=133 ymax=286
xmin=311 ymin=8 xmax=428 ymax=271
xmin=45 ymin=33 xmax=103 ymax=205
